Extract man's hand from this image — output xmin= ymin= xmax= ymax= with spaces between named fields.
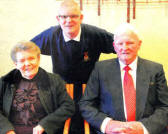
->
xmin=105 ymin=120 xmax=127 ymax=134
xmin=33 ymin=125 xmax=45 ymax=134
xmin=6 ymin=130 xmax=16 ymax=134
xmin=105 ymin=120 xmax=144 ymax=134
xmin=122 ymin=121 xmax=144 ymax=134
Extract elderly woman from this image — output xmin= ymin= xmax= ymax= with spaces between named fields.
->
xmin=0 ymin=41 xmax=75 ymax=134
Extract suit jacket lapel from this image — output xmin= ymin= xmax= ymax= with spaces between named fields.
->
xmin=111 ymin=59 xmax=126 ymax=121
xmin=136 ymin=58 xmax=150 ymax=120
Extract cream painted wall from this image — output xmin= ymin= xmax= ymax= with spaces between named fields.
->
xmin=0 ymin=0 xmax=168 ymax=80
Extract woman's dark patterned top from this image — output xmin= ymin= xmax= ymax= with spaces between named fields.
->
xmin=10 ymin=78 xmax=47 ymax=126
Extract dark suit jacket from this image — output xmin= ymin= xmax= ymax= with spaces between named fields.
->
xmin=0 ymin=68 xmax=75 ymax=134
xmin=79 ymin=57 xmax=168 ymax=134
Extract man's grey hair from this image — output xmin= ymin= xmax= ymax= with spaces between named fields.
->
xmin=114 ymin=23 xmax=140 ymax=41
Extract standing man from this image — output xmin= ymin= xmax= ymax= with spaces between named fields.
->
xmin=79 ymin=23 xmax=168 ymax=134
xmin=31 ymin=0 xmax=115 ymax=133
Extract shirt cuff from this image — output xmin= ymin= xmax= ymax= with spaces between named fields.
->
xmin=100 ymin=117 xmax=112 ymax=133
xmin=139 ymin=122 xmax=149 ymax=134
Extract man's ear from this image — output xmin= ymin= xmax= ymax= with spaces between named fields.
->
xmin=139 ymin=40 xmax=142 ymax=47
xmin=37 ymin=55 xmax=40 ymax=60
xmin=80 ymin=14 xmax=84 ymax=22
xmin=139 ymin=40 xmax=142 ymax=45
xmin=56 ymin=16 xmax=60 ymax=22
xmin=113 ymin=42 xmax=117 ymax=53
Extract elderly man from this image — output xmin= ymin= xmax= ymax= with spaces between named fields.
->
xmin=79 ymin=23 xmax=168 ymax=134
xmin=0 ymin=41 xmax=75 ymax=134
xmin=31 ymin=0 xmax=115 ymax=133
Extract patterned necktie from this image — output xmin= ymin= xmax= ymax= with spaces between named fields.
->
xmin=123 ymin=65 xmax=136 ymax=121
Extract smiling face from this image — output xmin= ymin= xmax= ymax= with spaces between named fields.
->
xmin=113 ymin=31 xmax=141 ymax=65
xmin=14 ymin=50 xmax=40 ymax=80
xmin=56 ymin=1 xmax=83 ymax=39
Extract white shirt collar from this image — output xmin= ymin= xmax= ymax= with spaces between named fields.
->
xmin=63 ymin=27 xmax=81 ymax=42
xmin=119 ymin=57 xmax=138 ymax=71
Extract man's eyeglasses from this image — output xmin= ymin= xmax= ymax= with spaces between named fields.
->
xmin=58 ymin=15 xmax=79 ymax=19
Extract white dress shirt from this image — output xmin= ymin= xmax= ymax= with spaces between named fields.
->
xmin=101 ymin=57 xmax=149 ymax=134
xmin=63 ymin=27 xmax=81 ymax=42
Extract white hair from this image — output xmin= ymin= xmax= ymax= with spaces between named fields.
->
xmin=114 ymin=23 xmax=140 ymax=41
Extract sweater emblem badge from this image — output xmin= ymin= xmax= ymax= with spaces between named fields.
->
xmin=84 ymin=52 xmax=89 ymax=62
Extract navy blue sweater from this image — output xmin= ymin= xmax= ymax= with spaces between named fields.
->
xmin=31 ymin=24 xmax=115 ymax=83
